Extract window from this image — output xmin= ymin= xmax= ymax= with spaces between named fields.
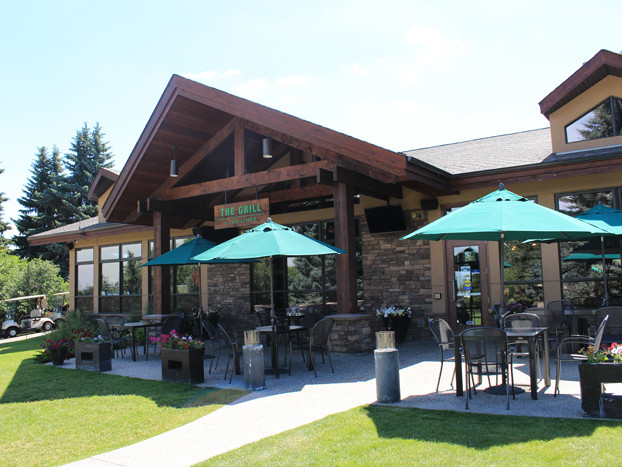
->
xmin=148 ymin=237 xmax=199 ymax=312
xmin=75 ymin=247 xmax=94 ymax=312
xmin=99 ymin=243 xmax=142 ymax=315
xmin=503 ymin=196 xmax=544 ymax=305
xmin=250 ymin=219 xmax=363 ymax=309
xmin=565 ymin=96 xmax=622 ymax=143
xmin=556 ymin=189 xmax=622 ymax=304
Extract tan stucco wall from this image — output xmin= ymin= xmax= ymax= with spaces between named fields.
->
xmin=549 ymin=75 xmax=622 ymax=153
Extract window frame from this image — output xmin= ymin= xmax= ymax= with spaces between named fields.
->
xmin=565 ymin=96 xmax=622 ymax=144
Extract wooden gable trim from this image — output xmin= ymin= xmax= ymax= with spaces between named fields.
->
xmin=539 ymin=49 xmax=622 ymax=118
xmin=102 ymin=78 xmax=180 ymax=220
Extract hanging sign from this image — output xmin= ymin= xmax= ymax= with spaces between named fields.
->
xmin=214 ymin=198 xmax=269 ymax=229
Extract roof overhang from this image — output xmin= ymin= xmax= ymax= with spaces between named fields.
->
xmin=539 ymin=49 xmax=622 ymax=119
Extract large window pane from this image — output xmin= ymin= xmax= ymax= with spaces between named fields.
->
xmin=565 ymin=97 xmax=622 ymax=143
xmin=123 ymin=260 xmax=142 ymax=295
xmin=76 ymin=248 xmax=93 ymax=263
xmin=101 ymin=263 xmax=120 ymax=295
xmin=122 ymin=242 xmax=141 ymax=259
xmin=77 ymin=264 xmax=94 ymax=296
xmin=100 ymin=245 xmax=119 ymax=261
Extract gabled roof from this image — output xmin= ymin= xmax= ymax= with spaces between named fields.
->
xmin=403 ymin=128 xmax=552 ymax=175
xmin=539 ymin=49 xmax=622 ymax=118
xmin=102 ymin=75 xmax=437 ymax=225
xmin=87 ymin=167 xmax=119 ymax=201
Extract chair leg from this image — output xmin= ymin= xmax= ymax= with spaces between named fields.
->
xmin=436 ymin=359 xmax=444 ymax=393
xmin=327 ymin=350 xmax=334 ymax=373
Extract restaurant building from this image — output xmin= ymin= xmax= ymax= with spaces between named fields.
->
xmin=30 ymin=49 xmax=622 ymax=348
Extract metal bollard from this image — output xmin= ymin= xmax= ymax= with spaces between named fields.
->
xmin=243 ymin=344 xmax=265 ymax=390
xmin=374 ymin=331 xmax=400 ymax=403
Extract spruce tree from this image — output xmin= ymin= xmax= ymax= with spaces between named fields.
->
xmin=63 ymin=123 xmax=113 ymax=220
xmin=12 ymin=146 xmax=69 ymax=275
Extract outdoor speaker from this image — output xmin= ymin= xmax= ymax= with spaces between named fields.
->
xmin=420 ymin=198 xmax=439 ymax=210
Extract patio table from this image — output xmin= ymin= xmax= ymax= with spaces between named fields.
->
xmin=454 ymin=327 xmax=550 ymax=400
xmin=256 ymin=325 xmax=306 ymax=378
xmin=112 ymin=321 xmax=160 ymax=361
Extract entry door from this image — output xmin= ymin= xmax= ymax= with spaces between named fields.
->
xmin=445 ymin=241 xmax=491 ymax=330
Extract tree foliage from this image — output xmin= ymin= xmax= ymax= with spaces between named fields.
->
xmin=63 ymin=123 xmax=113 ymax=220
xmin=0 ymin=164 xmax=9 ymax=249
xmin=0 ymin=250 xmax=67 ymax=320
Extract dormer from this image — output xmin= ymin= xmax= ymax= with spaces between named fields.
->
xmin=539 ymin=49 xmax=622 ymax=154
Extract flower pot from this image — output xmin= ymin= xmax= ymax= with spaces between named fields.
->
xmin=161 ymin=347 xmax=205 ymax=384
xmin=578 ymin=362 xmax=622 ymax=418
xmin=75 ymin=342 xmax=113 ymax=372
xmin=382 ymin=316 xmax=411 ymax=344
xmin=51 ymin=347 xmax=67 ymax=366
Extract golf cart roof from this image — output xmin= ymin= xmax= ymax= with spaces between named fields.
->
xmin=4 ymin=294 xmax=47 ymax=302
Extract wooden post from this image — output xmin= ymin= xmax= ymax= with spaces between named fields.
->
xmin=234 ymin=126 xmax=245 ymax=176
xmin=153 ymin=211 xmax=171 ymax=315
xmin=334 ymin=181 xmax=356 ymax=314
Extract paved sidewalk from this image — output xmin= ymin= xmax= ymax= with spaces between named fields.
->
xmin=63 ymin=341 xmax=591 ymax=466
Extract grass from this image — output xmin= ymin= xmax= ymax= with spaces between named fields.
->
xmin=202 ymin=405 xmax=622 ymax=466
xmin=0 ymin=336 xmax=247 ymax=467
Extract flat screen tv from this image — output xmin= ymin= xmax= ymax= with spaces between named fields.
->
xmin=364 ymin=205 xmax=407 ymax=233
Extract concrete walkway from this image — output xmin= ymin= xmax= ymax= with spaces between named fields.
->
xmin=61 ymin=341 xmax=593 ymax=466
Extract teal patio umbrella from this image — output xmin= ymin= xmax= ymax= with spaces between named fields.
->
xmin=142 ymin=236 xmax=256 ymax=311
xmin=401 ymin=184 xmax=608 ymax=309
xmin=192 ymin=219 xmax=345 ymax=312
xmin=573 ymin=204 xmax=622 ymax=305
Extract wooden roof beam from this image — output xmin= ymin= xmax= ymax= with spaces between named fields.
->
xmin=163 ymin=160 xmax=334 ymax=201
xmin=317 ymin=166 xmax=402 ymax=200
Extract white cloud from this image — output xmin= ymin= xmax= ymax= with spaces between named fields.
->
xmin=232 ymin=78 xmax=269 ymax=98
xmin=182 ymin=70 xmax=218 ymax=83
xmin=275 ymin=75 xmax=308 ymax=87
xmin=404 ymin=25 xmax=468 ymax=63
xmin=352 ymin=62 xmax=369 ymax=77
xmin=220 ymin=69 xmax=241 ymax=79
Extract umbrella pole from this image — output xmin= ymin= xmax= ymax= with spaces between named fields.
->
xmin=499 ymin=234 xmax=505 ymax=313
xmin=269 ymin=256 xmax=275 ymax=312
xmin=601 ymin=236 xmax=609 ymax=306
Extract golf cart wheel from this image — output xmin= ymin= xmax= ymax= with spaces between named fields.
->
xmin=43 ymin=322 xmax=53 ymax=332
xmin=7 ymin=327 xmax=19 ymax=338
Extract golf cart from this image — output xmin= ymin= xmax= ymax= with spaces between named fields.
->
xmin=1 ymin=292 xmax=67 ymax=338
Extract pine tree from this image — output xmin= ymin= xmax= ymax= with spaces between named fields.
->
xmin=63 ymin=123 xmax=113 ymax=220
xmin=12 ymin=146 xmax=69 ymax=275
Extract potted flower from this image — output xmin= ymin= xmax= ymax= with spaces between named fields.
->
xmin=376 ymin=305 xmax=412 ymax=343
xmin=578 ymin=342 xmax=622 ymax=418
xmin=75 ymin=334 xmax=113 ymax=372
xmin=41 ymin=338 xmax=72 ymax=366
xmin=151 ymin=330 xmax=205 ymax=384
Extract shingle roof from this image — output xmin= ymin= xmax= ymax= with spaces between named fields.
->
xmin=403 ymin=128 xmax=552 ymax=175
xmin=28 ymin=217 xmax=122 ymax=240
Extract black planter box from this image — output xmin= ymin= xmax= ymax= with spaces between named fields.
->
xmin=579 ymin=363 xmax=622 ymax=418
xmin=161 ymin=348 xmax=205 ymax=384
xmin=75 ymin=342 xmax=113 ymax=372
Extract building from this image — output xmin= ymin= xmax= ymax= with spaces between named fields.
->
xmin=30 ymin=49 xmax=622 ymax=349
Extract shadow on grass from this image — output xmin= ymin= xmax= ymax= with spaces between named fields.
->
xmin=363 ymin=405 xmax=622 ymax=449
xmin=0 ymin=337 xmax=246 ymax=409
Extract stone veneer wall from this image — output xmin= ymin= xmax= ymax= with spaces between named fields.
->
xmin=326 ymin=314 xmax=375 ymax=352
xmin=361 ymin=210 xmax=433 ymax=340
xmin=206 ymin=263 xmax=255 ymax=335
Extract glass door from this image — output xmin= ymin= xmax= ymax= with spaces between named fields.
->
xmin=445 ymin=241 xmax=491 ymax=329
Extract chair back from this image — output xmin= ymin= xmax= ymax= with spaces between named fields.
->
xmin=302 ymin=304 xmax=325 ymax=327
xmin=594 ymin=314 xmax=610 ymax=351
xmin=200 ymin=316 xmax=218 ymax=340
xmin=254 ymin=306 xmax=270 ymax=326
xmin=311 ymin=318 xmax=334 ymax=349
xmin=428 ymin=318 xmax=454 ymax=351
xmin=547 ymin=300 xmax=574 ymax=317
xmin=460 ymin=327 xmax=508 ymax=375
xmin=503 ymin=312 xmax=540 ymax=329
xmin=161 ymin=316 xmax=183 ymax=335
xmin=105 ymin=315 xmax=125 ymax=326
xmin=524 ymin=307 xmax=558 ymax=339
xmin=595 ymin=307 xmax=622 ymax=344
xmin=95 ymin=319 xmax=112 ymax=341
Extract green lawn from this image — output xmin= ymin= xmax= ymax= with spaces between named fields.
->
xmin=202 ymin=403 xmax=622 ymax=466
xmin=0 ymin=336 xmax=246 ymax=467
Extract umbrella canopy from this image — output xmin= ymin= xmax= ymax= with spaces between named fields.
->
xmin=563 ymin=252 xmax=621 ymax=261
xmin=192 ymin=219 xmax=345 ymax=260
xmin=575 ymin=204 xmax=622 ymax=236
xmin=401 ymin=184 xmax=608 ymax=309
xmin=192 ymin=219 xmax=345 ymax=312
xmin=141 ymin=237 xmax=217 ymax=267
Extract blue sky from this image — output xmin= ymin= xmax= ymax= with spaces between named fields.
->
xmin=1 ymin=0 xmax=620 ymax=236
